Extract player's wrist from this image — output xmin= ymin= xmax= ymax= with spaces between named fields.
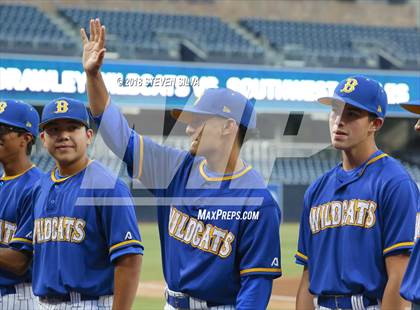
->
xmin=85 ymin=68 xmax=102 ymax=78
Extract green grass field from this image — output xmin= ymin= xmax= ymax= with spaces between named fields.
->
xmin=133 ymin=222 xmax=300 ymax=309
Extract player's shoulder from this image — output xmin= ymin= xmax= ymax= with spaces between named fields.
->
xmin=232 ymin=164 xmax=267 ymax=188
xmin=19 ymin=166 xmax=43 ymax=185
xmin=85 ymin=160 xmax=131 ymax=193
xmin=374 ymin=153 xmax=412 ymax=178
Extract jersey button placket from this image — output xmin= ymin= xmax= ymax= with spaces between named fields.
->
xmin=47 ymin=184 xmax=59 ymax=211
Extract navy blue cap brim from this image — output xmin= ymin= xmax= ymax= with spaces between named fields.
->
xmin=400 ymin=103 xmax=420 ymax=115
xmin=318 ymin=96 xmax=382 ymax=118
xmin=171 ymin=107 xmax=217 ymax=124
xmin=40 ymin=116 xmax=89 ymax=129
xmin=0 ymin=119 xmax=33 ymax=134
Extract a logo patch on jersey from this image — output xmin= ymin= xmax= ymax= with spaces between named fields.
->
xmin=54 ymin=100 xmax=69 ymax=114
xmin=125 ymin=231 xmax=133 ymax=240
xmin=309 ymin=199 xmax=377 ymax=234
xmin=0 ymin=220 xmax=17 ymax=245
xmin=34 ymin=217 xmax=86 ymax=244
xmin=340 ymin=78 xmax=358 ymax=94
xmin=168 ymin=207 xmax=235 ymax=258
xmin=271 ymin=257 xmax=279 ymax=267
xmin=0 ymin=101 xmax=7 ymax=113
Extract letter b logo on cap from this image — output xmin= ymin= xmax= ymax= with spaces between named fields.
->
xmin=54 ymin=100 xmax=69 ymax=114
xmin=340 ymin=78 xmax=358 ymax=94
xmin=0 ymin=101 xmax=7 ymax=113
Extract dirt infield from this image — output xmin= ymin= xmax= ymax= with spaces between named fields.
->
xmin=137 ymin=277 xmax=300 ymax=310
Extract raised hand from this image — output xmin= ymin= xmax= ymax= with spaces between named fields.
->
xmin=80 ymin=18 xmax=106 ymax=76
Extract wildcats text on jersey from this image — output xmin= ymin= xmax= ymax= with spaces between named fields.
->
xmin=0 ymin=219 xmax=16 ymax=245
xmin=309 ymin=199 xmax=377 ymax=233
xmin=168 ymin=207 xmax=235 ymax=258
xmin=34 ymin=217 xmax=86 ymax=243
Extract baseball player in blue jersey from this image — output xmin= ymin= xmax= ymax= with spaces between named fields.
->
xmin=0 ymin=100 xmax=40 ymax=309
xmin=81 ymin=19 xmax=281 ymax=309
xmin=0 ymin=98 xmax=143 ymax=310
xmin=295 ymin=76 xmax=418 ymax=310
xmin=399 ymin=100 xmax=420 ymax=310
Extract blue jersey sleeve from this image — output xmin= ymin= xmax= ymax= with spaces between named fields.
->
xmin=381 ymin=178 xmax=418 ymax=256
xmin=238 ymin=199 xmax=282 ymax=278
xmin=295 ymin=191 xmax=311 ymax=266
xmin=236 ymin=275 xmax=273 ymax=310
xmin=96 ymin=180 xmax=144 ymax=263
xmin=92 ymin=100 xmax=188 ymax=190
xmin=10 ymin=186 xmax=38 ymax=253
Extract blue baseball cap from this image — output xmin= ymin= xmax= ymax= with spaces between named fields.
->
xmin=400 ymin=100 xmax=420 ymax=115
xmin=318 ymin=75 xmax=388 ymax=118
xmin=171 ymin=88 xmax=257 ymax=129
xmin=0 ymin=99 xmax=39 ymax=137
xmin=40 ymin=97 xmax=89 ymax=129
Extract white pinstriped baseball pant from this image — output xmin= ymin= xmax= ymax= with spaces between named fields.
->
xmin=37 ymin=294 xmax=113 ymax=310
xmin=164 ymin=288 xmax=235 ymax=310
xmin=0 ymin=283 xmax=37 ymax=310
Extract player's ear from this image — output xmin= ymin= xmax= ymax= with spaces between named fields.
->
xmin=40 ymin=131 xmax=46 ymax=146
xmin=20 ymin=132 xmax=33 ymax=148
xmin=86 ymin=128 xmax=94 ymax=145
xmin=369 ymin=118 xmax=384 ymax=133
xmin=221 ymin=119 xmax=237 ymax=136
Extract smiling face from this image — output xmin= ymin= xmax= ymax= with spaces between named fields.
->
xmin=0 ymin=124 xmax=32 ymax=164
xmin=184 ymin=113 xmax=237 ymax=158
xmin=329 ymin=102 xmax=382 ymax=151
xmin=40 ymin=119 xmax=93 ymax=166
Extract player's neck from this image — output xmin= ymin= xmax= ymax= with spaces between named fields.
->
xmin=205 ymin=146 xmax=244 ymax=175
xmin=341 ymin=140 xmax=379 ymax=171
xmin=56 ymin=156 xmax=91 ymax=177
xmin=1 ymin=155 xmax=33 ymax=177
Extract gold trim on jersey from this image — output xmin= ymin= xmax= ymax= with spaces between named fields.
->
xmin=240 ymin=267 xmax=282 ymax=275
xmin=50 ymin=159 xmax=93 ymax=183
xmin=109 ymin=239 xmax=143 ymax=252
xmin=358 ymin=153 xmax=388 ymax=176
xmin=1 ymin=164 xmax=36 ymax=181
xmin=296 ymin=251 xmax=308 ymax=261
xmin=10 ymin=237 xmax=32 ymax=244
xmin=198 ymin=160 xmax=252 ymax=182
xmin=383 ymin=241 xmax=414 ymax=254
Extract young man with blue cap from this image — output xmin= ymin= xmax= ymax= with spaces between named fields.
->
xmin=0 ymin=98 xmax=144 ymax=310
xmin=295 ymin=76 xmax=418 ymax=310
xmin=81 ymin=19 xmax=281 ymax=309
xmin=0 ymin=99 xmax=41 ymax=309
xmin=399 ymin=100 xmax=420 ymax=310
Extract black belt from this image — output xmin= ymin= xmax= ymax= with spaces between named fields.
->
xmin=318 ymin=295 xmax=378 ymax=309
xmin=166 ymin=294 xmax=225 ymax=309
xmin=0 ymin=286 xmax=16 ymax=297
xmin=39 ymin=294 xmax=100 ymax=303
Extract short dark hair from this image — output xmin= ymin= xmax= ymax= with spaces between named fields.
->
xmin=237 ymin=124 xmax=258 ymax=147
xmin=368 ymin=112 xmax=378 ymax=121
